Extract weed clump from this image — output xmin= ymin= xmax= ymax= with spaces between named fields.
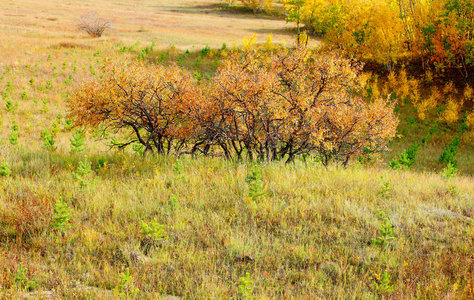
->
xmin=77 ymin=14 xmax=111 ymax=37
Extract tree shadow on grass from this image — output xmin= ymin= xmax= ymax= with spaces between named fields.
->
xmin=162 ymin=3 xmax=284 ymax=21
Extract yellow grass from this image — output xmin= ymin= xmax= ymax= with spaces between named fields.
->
xmin=0 ymin=1 xmax=472 ymax=298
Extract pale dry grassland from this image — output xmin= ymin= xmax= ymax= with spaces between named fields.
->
xmin=0 ymin=0 xmax=472 ymax=299
xmin=0 ymin=0 xmax=297 ymax=53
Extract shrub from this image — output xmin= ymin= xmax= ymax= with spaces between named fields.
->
xmin=69 ymin=62 xmax=201 ymax=155
xmin=390 ymin=142 xmax=419 ymax=169
xmin=51 ymin=198 xmax=71 ymax=234
xmin=70 ymin=48 xmax=399 ymax=165
xmin=9 ymin=124 xmax=19 ymax=146
xmin=77 ymin=14 xmax=111 ymax=38
xmin=0 ymin=191 xmax=52 ymax=245
xmin=282 ymin=0 xmax=474 ymax=75
xmin=115 ymin=268 xmax=139 ymax=297
xmin=0 ymin=161 xmax=11 ymax=177
xmin=371 ymin=217 xmax=396 ymax=247
xmin=14 ymin=264 xmax=37 ymax=291
xmin=140 ymin=219 xmax=167 ymax=255
xmin=238 ymin=272 xmax=254 ymax=298
xmin=441 ymin=162 xmax=458 ymax=179
xmin=228 ymin=0 xmax=273 ymax=13
xmin=439 ymin=136 xmax=460 ymax=167
xmin=246 ymin=165 xmax=266 ymax=202
xmin=40 ymin=129 xmax=57 ymax=151
xmin=201 ymin=48 xmax=399 ymax=164
xmin=73 ymin=157 xmax=94 ymax=189
xmin=70 ymin=128 xmax=86 ymax=152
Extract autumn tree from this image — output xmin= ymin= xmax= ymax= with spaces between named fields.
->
xmin=69 ymin=61 xmax=202 ymax=155
xmin=199 ymin=48 xmax=399 ymax=164
xmin=70 ymin=49 xmax=398 ymax=166
xmin=283 ymin=0 xmax=473 ymax=75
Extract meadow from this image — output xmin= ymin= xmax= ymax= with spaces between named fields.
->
xmin=0 ymin=0 xmax=473 ymax=299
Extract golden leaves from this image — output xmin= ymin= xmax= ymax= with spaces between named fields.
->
xmin=70 ymin=48 xmax=398 ymax=163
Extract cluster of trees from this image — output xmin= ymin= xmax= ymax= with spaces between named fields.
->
xmin=233 ymin=0 xmax=473 ymax=75
xmin=358 ymin=69 xmax=473 ymax=122
xmin=69 ymin=48 xmax=398 ymax=165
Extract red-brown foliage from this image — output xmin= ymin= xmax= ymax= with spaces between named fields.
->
xmin=69 ymin=48 xmax=399 ymax=165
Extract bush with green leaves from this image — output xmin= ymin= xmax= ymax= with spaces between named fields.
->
xmin=378 ymin=177 xmax=392 ymax=199
xmin=246 ymin=165 xmax=266 ymax=202
xmin=373 ymin=269 xmax=395 ymax=295
xmin=132 ymin=142 xmax=144 ymax=156
xmin=439 ymin=136 xmax=460 ymax=167
xmin=52 ymin=198 xmax=71 ymax=234
xmin=40 ymin=129 xmax=57 ymax=151
xmin=441 ymin=162 xmax=458 ymax=179
xmin=5 ymin=98 xmax=16 ymax=112
xmin=140 ymin=218 xmax=168 ymax=255
xmin=21 ymin=90 xmax=28 ymax=100
xmin=63 ymin=119 xmax=74 ymax=131
xmin=40 ymin=99 xmax=49 ymax=113
xmin=173 ymin=159 xmax=184 ymax=175
xmin=238 ymin=272 xmax=254 ymax=299
xmin=14 ymin=264 xmax=37 ymax=291
xmin=168 ymin=194 xmax=179 ymax=213
xmin=70 ymin=128 xmax=86 ymax=152
xmin=9 ymin=124 xmax=19 ymax=146
xmin=390 ymin=142 xmax=419 ymax=169
xmin=115 ymin=268 xmax=139 ymax=298
xmin=371 ymin=217 xmax=396 ymax=247
xmin=73 ymin=157 xmax=94 ymax=189
xmin=137 ymin=41 xmax=156 ymax=60
xmin=0 ymin=160 xmax=11 ymax=176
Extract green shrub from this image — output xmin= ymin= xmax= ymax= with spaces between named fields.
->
xmin=373 ymin=269 xmax=395 ymax=295
xmin=140 ymin=218 xmax=168 ymax=255
xmin=371 ymin=217 xmax=396 ymax=247
xmin=5 ymin=98 xmax=16 ymax=112
xmin=14 ymin=264 xmax=37 ymax=291
xmin=70 ymin=128 xmax=86 ymax=152
xmin=441 ymin=162 xmax=457 ymax=179
xmin=238 ymin=272 xmax=254 ymax=299
xmin=115 ymin=268 xmax=139 ymax=298
xmin=0 ymin=161 xmax=11 ymax=177
xmin=439 ymin=136 xmax=460 ymax=167
xmin=246 ymin=165 xmax=266 ymax=202
xmin=390 ymin=142 xmax=419 ymax=169
xmin=9 ymin=124 xmax=19 ymax=146
xmin=73 ymin=157 xmax=94 ymax=189
xmin=52 ymin=198 xmax=71 ymax=234
xmin=40 ymin=129 xmax=57 ymax=151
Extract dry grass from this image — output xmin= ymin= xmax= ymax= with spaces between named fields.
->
xmin=0 ymin=0 xmax=472 ymax=298
xmin=0 ymin=0 xmax=302 ymax=51
xmin=0 ymin=152 xmax=472 ymax=298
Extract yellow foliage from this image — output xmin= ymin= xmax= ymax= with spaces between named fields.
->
xmin=443 ymin=82 xmax=457 ymax=95
xmin=243 ymin=34 xmax=257 ymax=50
xmin=416 ymin=95 xmax=437 ymax=120
xmin=442 ymin=99 xmax=461 ymax=124
xmin=467 ymin=112 xmax=474 ymax=129
xmin=283 ymin=0 xmax=472 ymax=70
xmin=264 ymin=34 xmax=275 ymax=51
xmin=397 ymin=69 xmax=410 ymax=103
xmin=463 ymin=85 xmax=472 ymax=103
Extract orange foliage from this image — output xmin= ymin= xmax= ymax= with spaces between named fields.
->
xmin=70 ymin=49 xmax=399 ymax=165
xmin=69 ymin=62 xmax=203 ymax=154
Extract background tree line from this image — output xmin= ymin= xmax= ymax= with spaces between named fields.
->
xmin=227 ymin=0 xmax=473 ymax=77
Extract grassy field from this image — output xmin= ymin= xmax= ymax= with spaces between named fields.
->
xmin=0 ymin=0 xmax=473 ymax=299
